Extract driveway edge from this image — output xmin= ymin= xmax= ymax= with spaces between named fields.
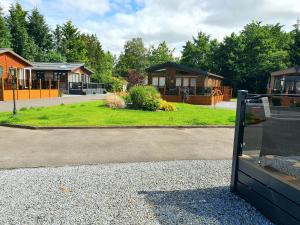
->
xmin=0 ymin=123 xmax=234 ymax=130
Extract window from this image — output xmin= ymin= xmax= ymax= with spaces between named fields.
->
xmin=152 ymin=77 xmax=158 ymax=86
xmin=159 ymin=77 xmax=165 ymax=87
xmin=0 ymin=66 xmax=3 ymax=78
xmin=176 ymin=78 xmax=181 ymax=87
xmin=190 ymin=78 xmax=196 ymax=87
xmin=53 ymin=71 xmax=67 ymax=81
xmin=36 ymin=71 xmax=45 ymax=80
xmin=183 ymin=78 xmax=189 ymax=87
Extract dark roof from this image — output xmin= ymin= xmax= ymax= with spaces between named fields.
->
xmin=0 ymin=48 xmax=33 ymax=67
xmin=147 ymin=62 xmax=223 ymax=79
xmin=31 ymin=62 xmax=94 ymax=74
xmin=271 ymin=66 xmax=300 ymax=76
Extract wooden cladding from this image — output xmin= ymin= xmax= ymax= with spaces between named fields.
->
xmin=0 ymin=78 xmax=59 ymax=101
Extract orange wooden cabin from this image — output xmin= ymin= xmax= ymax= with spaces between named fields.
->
xmin=0 ymin=49 xmax=59 ymax=101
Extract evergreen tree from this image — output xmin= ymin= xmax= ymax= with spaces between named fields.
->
xmin=0 ymin=7 xmax=11 ymax=48
xmin=148 ymin=41 xmax=174 ymax=66
xmin=60 ymin=21 xmax=87 ymax=62
xmin=290 ymin=29 xmax=300 ymax=65
xmin=7 ymin=3 xmax=38 ymax=60
xmin=53 ymin=25 xmax=63 ymax=53
xmin=28 ymin=8 xmax=52 ymax=52
xmin=81 ymin=33 xmax=104 ymax=71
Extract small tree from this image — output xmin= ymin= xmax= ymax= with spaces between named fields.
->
xmin=127 ymin=69 xmax=145 ymax=87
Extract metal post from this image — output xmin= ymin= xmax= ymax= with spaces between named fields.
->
xmin=230 ymin=90 xmax=248 ymax=192
xmin=12 ymin=71 xmax=17 ymax=116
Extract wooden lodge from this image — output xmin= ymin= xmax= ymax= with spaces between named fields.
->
xmin=0 ymin=49 xmax=103 ymax=101
xmin=0 ymin=48 xmax=60 ymax=101
xmin=268 ymin=66 xmax=300 ymax=106
xmin=147 ymin=62 xmax=229 ymax=105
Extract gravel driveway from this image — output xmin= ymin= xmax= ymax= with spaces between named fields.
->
xmin=0 ymin=160 xmax=272 ymax=225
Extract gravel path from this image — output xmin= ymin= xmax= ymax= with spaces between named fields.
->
xmin=0 ymin=160 xmax=272 ymax=225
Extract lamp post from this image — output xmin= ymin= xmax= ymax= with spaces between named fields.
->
xmin=9 ymin=66 xmax=17 ymax=116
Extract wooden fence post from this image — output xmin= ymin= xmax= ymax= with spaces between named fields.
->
xmin=57 ymin=80 xmax=60 ymax=97
xmin=39 ymin=79 xmax=42 ymax=98
xmin=49 ymin=79 xmax=51 ymax=97
xmin=16 ymin=78 xmax=19 ymax=100
xmin=29 ymin=80 xmax=31 ymax=99
xmin=1 ymin=77 xmax=4 ymax=101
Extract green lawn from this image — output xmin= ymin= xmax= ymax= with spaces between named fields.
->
xmin=0 ymin=101 xmax=236 ymax=126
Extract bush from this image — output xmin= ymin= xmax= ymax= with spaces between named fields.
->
xmin=159 ymin=100 xmax=176 ymax=111
xmin=128 ymin=85 xmax=160 ymax=111
xmin=105 ymin=94 xmax=126 ymax=109
xmin=110 ymin=77 xmax=126 ymax=92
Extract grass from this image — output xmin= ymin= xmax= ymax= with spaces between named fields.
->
xmin=0 ymin=101 xmax=236 ymax=127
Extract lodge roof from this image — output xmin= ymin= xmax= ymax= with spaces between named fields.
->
xmin=146 ymin=62 xmax=224 ymax=79
xmin=0 ymin=48 xmax=33 ymax=67
xmin=271 ymin=65 xmax=300 ymax=76
xmin=31 ymin=62 xmax=94 ymax=74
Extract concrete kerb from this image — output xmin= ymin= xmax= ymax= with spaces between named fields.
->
xmin=0 ymin=123 xmax=234 ymax=130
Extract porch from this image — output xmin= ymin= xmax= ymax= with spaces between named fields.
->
xmin=0 ymin=77 xmax=59 ymax=101
xmin=157 ymin=86 xmax=224 ymax=105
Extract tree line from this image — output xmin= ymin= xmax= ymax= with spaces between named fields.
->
xmin=0 ymin=2 xmax=300 ymax=93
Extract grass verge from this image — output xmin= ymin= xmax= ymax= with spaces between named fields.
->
xmin=0 ymin=101 xmax=236 ymax=127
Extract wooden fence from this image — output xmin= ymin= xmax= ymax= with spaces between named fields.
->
xmin=0 ymin=78 xmax=59 ymax=101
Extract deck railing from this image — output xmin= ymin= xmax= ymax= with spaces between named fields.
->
xmin=156 ymin=86 xmax=221 ymax=96
xmin=68 ymin=82 xmax=105 ymax=94
xmin=1 ymin=78 xmax=59 ymax=90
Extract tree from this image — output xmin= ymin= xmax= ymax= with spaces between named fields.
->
xmin=53 ymin=25 xmax=63 ymax=53
xmin=215 ymin=22 xmax=291 ymax=93
xmin=115 ymin=38 xmax=148 ymax=76
xmin=28 ymin=8 xmax=52 ymax=52
xmin=60 ymin=21 xmax=87 ymax=62
xmin=290 ymin=29 xmax=300 ymax=65
xmin=43 ymin=50 xmax=66 ymax=62
xmin=7 ymin=3 xmax=38 ymax=60
xmin=214 ymin=33 xmax=245 ymax=90
xmin=181 ymin=32 xmax=219 ymax=71
xmin=148 ymin=41 xmax=174 ymax=66
xmin=0 ymin=7 xmax=11 ymax=48
xmin=127 ymin=69 xmax=145 ymax=87
xmin=81 ymin=34 xmax=104 ymax=71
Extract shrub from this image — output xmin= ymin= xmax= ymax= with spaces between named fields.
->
xmin=111 ymin=77 xmax=126 ymax=92
xmin=128 ymin=85 xmax=160 ymax=111
xmin=159 ymin=100 xmax=176 ymax=111
xmin=105 ymin=94 xmax=126 ymax=109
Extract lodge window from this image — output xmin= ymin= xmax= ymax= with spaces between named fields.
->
xmin=159 ymin=77 xmax=165 ymax=87
xmin=152 ymin=77 xmax=159 ymax=86
xmin=36 ymin=71 xmax=45 ymax=80
xmin=183 ymin=78 xmax=189 ymax=87
xmin=53 ymin=71 xmax=67 ymax=82
xmin=176 ymin=78 xmax=181 ymax=86
xmin=190 ymin=78 xmax=196 ymax=87
xmin=0 ymin=66 xmax=3 ymax=78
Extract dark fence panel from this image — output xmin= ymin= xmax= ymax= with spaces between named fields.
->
xmin=231 ymin=91 xmax=300 ymax=225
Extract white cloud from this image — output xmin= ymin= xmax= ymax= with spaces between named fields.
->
xmin=82 ymin=0 xmax=300 ymax=56
xmin=0 ymin=0 xmax=13 ymax=14
xmin=4 ymin=0 xmax=300 ymax=57
xmin=59 ymin=0 xmax=110 ymax=15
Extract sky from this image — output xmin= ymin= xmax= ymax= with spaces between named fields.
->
xmin=1 ymin=0 xmax=300 ymax=56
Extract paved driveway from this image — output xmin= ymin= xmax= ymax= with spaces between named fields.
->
xmin=0 ymin=127 xmax=234 ymax=169
xmin=0 ymin=94 xmax=108 ymax=112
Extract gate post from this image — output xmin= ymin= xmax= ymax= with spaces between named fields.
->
xmin=230 ymin=90 xmax=248 ymax=192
